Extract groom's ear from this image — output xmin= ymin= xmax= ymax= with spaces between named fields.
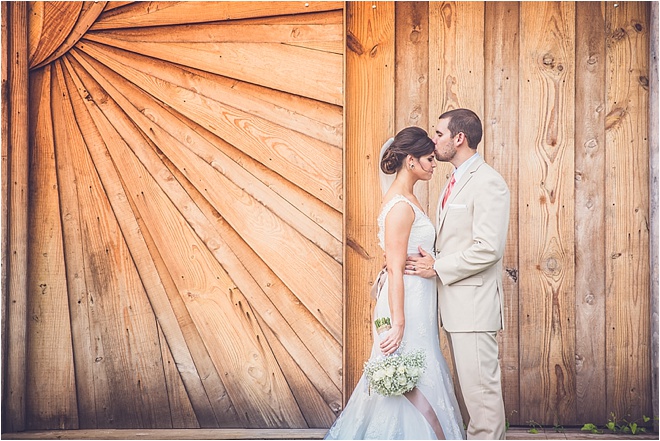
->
xmin=455 ymin=132 xmax=466 ymax=146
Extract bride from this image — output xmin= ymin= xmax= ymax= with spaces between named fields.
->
xmin=325 ymin=127 xmax=465 ymax=440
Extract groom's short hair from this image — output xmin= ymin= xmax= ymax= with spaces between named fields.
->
xmin=439 ymin=108 xmax=482 ymax=149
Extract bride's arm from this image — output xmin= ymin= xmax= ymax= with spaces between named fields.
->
xmin=380 ymin=202 xmax=414 ymax=355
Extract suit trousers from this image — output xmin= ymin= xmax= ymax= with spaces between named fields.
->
xmin=447 ymin=331 xmax=506 ymax=440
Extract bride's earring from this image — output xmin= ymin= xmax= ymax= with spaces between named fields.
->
xmin=409 ymin=163 xmax=415 ymax=169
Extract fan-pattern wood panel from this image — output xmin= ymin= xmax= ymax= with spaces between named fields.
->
xmin=21 ymin=1 xmax=343 ymax=430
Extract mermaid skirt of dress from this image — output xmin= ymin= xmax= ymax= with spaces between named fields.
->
xmin=325 ymin=275 xmax=465 ymax=440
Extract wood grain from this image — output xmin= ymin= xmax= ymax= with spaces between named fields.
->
xmin=83 ymin=34 xmax=342 ymax=105
xmin=68 ymin=43 xmax=343 ymax=373
xmin=31 ymin=1 xmax=108 ymax=70
xmin=61 ymin=55 xmax=232 ymax=428
xmin=1 ymin=2 xmax=10 ymax=423
xmin=92 ymin=1 xmax=342 ymax=30
xmin=485 ymin=1 xmax=521 ymax=426
xmin=25 ymin=65 xmax=79 ymax=430
xmin=604 ymin=0 xmax=652 ymax=420
xmin=28 ymin=1 xmax=82 ymax=68
xmin=649 ymin=1 xmax=659 ymax=431
xmin=52 ymin=60 xmax=172 ymax=428
xmin=344 ymin=0 xmax=395 ymax=402
xmin=519 ymin=1 xmax=577 ymax=425
xmin=86 ymin=18 xmax=342 ymax=54
xmin=5 ymin=2 xmax=29 ymax=432
xmin=76 ymin=39 xmax=342 ymax=146
xmin=428 ymin=2 xmax=485 ymax=421
xmin=157 ymin=325 xmax=200 ymax=429
xmin=68 ymin=58 xmax=310 ymax=428
xmin=75 ymin=42 xmax=342 ymax=211
xmin=574 ymin=0 xmax=607 ymax=424
xmin=395 ymin=1 xmax=430 ymax=211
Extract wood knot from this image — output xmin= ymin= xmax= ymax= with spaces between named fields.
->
xmin=545 ymin=257 xmax=559 ymax=272
xmin=542 ymin=53 xmax=555 ymax=68
xmin=585 ymin=293 xmax=595 ymax=305
xmin=587 ymin=55 xmax=598 ymax=65
xmin=369 ymin=44 xmax=379 ymax=58
xmin=346 ymin=31 xmax=364 ymax=55
xmin=584 ymin=138 xmax=598 ymax=150
xmin=605 ymin=107 xmax=627 ymax=130
xmin=633 ymin=22 xmax=643 ymax=32
xmin=639 ymin=75 xmax=649 ymax=90
xmin=410 ymin=26 xmax=421 ymax=43
xmin=611 ymin=27 xmax=626 ymax=41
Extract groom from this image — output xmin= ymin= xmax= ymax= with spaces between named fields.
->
xmin=407 ymin=108 xmax=510 ymax=439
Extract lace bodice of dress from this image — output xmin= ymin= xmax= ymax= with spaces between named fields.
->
xmin=377 ymin=195 xmax=435 ymax=254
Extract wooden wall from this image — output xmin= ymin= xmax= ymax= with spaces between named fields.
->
xmin=1 ymin=0 xmax=656 ymax=434
xmin=345 ymin=1 xmax=653 ymax=428
xmin=3 ymin=0 xmax=343 ymax=432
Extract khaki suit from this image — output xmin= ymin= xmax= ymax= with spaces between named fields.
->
xmin=433 ymin=155 xmax=510 ymax=439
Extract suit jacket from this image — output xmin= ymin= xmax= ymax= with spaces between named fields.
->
xmin=433 ymin=155 xmax=510 ymax=332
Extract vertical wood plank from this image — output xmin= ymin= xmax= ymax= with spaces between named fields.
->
xmin=650 ymin=1 xmax=659 ymax=431
xmin=574 ymin=0 xmax=607 ymax=424
xmin=428 ymin=0 xmax=485 ymax=237
xmin=1 ymin=1 xmax=10 ymax=418
xmin=485 ymin=0 xmax=520 ymax=426
xmin=395 ymin=1 xmax=429 ymax=210
xmin=605 ymin=0 xmax=652 ymax=420
xmin=157 ymin=324 xmax=200 ymax=429
xmin=519 ymin=1 xmax=577 ymax=426
xmin=428 ymin=3 xmax=485 ymax=421
xmin=4 ymin=1 xmax=29 ymax=432
xmin=345 ymin=0 xmax=395 ymax=401
xmin=25 ymin=65 xmax=79 ymax=430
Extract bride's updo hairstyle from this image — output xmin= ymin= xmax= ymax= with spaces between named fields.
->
xmin=380 ymin=127 xmax=435 ymax=175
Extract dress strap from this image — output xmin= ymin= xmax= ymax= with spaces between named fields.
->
xmin=379 ymin=195 xmax=418 ymax=220
xmin=377 ymin=195 xmax=419 ymax=250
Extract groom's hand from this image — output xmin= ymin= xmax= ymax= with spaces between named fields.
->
xmin=405 ymin=246 xmax=436 ymax=278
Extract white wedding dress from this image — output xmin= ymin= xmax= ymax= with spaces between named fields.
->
xmin=325 ymin=195 xmax=465 ymax=440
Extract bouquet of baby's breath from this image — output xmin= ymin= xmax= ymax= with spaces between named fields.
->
xmin=364 ymin=318 xmax=426 ymax=396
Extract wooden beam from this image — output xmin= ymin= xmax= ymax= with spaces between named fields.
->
xmin=4 ymin=1 xmax=29 ymax=432
xmin=574 ymin=0 xmax=607 ymax=424
xmin=1 ymin=0 xmax=10 ymax=422
xmin=485 ymin=0 xmax=521 ymax=426
xmin=519 ymin=1 xmax=577 ymax=425
xmin=649 ymin=0 xmax=659 ymax=433
xmin=604 ymin=0 xmax=652 ymax=420
xmin=344 ymin=0 xmax=395 ymax=402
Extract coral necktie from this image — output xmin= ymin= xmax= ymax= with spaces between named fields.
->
xmin=441 ymin=175 xmax=456 ymax=209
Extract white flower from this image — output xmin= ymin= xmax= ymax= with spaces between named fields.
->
xmin=364 ymin=347 xmax=426 ymax=397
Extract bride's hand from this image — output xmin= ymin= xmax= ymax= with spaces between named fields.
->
xmin=379 ymin=324 xmax=404 ymax=355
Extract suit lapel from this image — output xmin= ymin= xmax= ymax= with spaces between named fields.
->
xmin=437 ymin=156 xmax=485 ymax=230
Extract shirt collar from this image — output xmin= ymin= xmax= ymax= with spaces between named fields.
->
xmin=452 ymin=152 xmax=480 ymax=183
